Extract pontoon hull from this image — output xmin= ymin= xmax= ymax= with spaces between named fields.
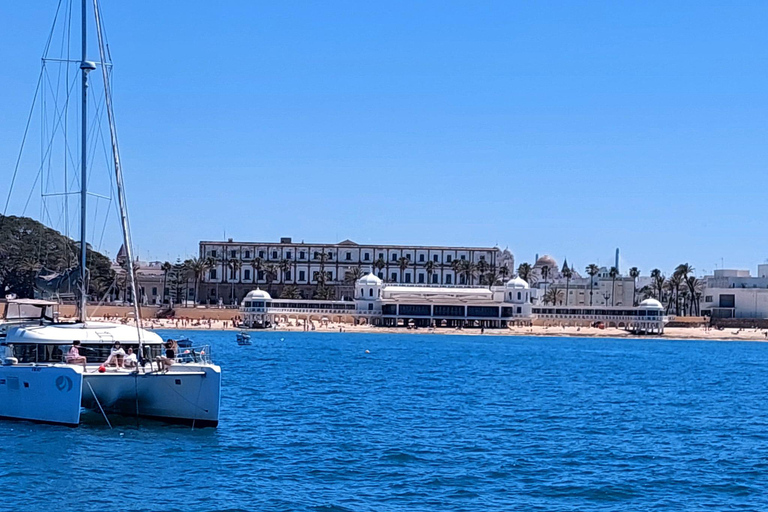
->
xmin=0 ymin=365 xmax=83 ymax=426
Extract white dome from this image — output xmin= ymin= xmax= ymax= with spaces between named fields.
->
xmin=244 ymin=288 xmax=272 ymax=301
xmin=357 ymin=272 xmax=383 ymax=286
xmin=638 ymin=298 xmax=663 ymax=309
xmin=505 ymin=277 xmax=529 ymax=289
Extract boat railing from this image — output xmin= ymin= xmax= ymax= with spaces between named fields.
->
xmin=175 ymin=345 xmax=213 ymax=365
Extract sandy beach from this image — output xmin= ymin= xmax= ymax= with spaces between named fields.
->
xmin=88 ymin=316 xmax=768 ymax=343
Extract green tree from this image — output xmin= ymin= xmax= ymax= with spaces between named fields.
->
xmin=398 ymin=256 xmax=410 ymax=283
xmin=280 ymin=284 xmax=301 ymax=299
xmin=425 ymin=260 xmax=436 ymax=284
xmin=561 ymin=264 xmax=573 ymax=306
xmin=586 ymin=263 xmax=600 ymax=306
xmin=517 ymin=263 xmax=535 ymax=285
xmin=160 ymin=261 xmax=172 ymax=305
xmin=227 ymin=259 xmax=242 ymax=305
xmin=608 ymin=266 xmax=619 ymax=306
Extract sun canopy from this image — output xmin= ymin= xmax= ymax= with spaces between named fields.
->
xmin=4 ymin=322 xmax=163 ymax=345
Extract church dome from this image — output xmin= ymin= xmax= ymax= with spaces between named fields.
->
xmin=505 ymin=277 xmax=529 ymax=289
xmin=244 ymin=288 xmax=272 ymax=301
xmin=357 ymin=272 xmax=383 ymax=286
xmin=535 ymin=255 xmax=557 ymax=268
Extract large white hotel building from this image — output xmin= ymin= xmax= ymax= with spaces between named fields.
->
xmin=199 ymin=238 xmax=515 ymax=304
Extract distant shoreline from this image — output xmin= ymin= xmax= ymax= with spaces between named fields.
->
xmin=84 ymin=317 xmax=768 ymax=343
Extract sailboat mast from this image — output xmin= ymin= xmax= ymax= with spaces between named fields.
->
xmin=78 ymin=0 xmax=89 ymax=323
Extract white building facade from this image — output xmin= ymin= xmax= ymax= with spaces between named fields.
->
xmin=201 ymin=238 xmax=514 ymax=304
xmin=701 ymin=267 xmax=768 ymax=319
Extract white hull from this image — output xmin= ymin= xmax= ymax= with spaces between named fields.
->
xmin=0 ymin=363 xmax=220 ymax=427
xmin=0 ymin=365 xmax=84 ymax=426
xmin=83 ymin=365 xmax=221 ymax=427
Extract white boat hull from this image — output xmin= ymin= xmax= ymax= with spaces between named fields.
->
xmin=0 ymin=365 xmax=83 ymax=426
xmin=83 ymin=365 xmax=221 ymax=427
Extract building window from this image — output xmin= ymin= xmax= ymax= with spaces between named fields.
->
xmin=272 ymin=251 xmax=278 ymax=259
xmin=446 ymin=255 xmax=452 ymax=263
xmin=286 ymin=251 xmax=292 ymax=260
xmin=210 ymin=250 xmax=217 ymax=258
xmin=244 ymin=269 xmax=251 ymax=280
xmin=244 ymin=250 xmax=250 ymax=259
xmin=406 ymin=254 xmax=411 ymax=260
xmin=299 ymin=270 xmax=306 ymax=281
xmin=460 ymin=255 xmax=466 ymax=260
xmin=405 ymin=273 xmax=411 ymax=283
xmin=299 ymin=251 xmax=305 ymax=259
xmin=345 ymin=252 xmax=352 ymax=261
xmin=314 ymin=251 xmax=321 ymax=260
xmin=432 ymin=274 xmax=438 ymax=284
xmin=327 ymin=252 xmax=333 ymax=260
xmin=360 ymin=288 xmax=364 ymax=297
xmin=705 ymin=295 xmax=713 ymax=302
xmin=391 ymin=272 xmax=397 ymax=281
xmin=459 ymin=275 xmax=466 ymax=284
xmin=517 ymin=292 xmax=521 ymax=300
xmin=433 ymin=255 xmax=438 ymax=262
xmin=230 ymin=250 xmax=237 ymax=258
xmin=369 ymin=288 xmax=373 ymax=297
xmin=480 ymin=255 xmax=485 ymax=261
xmin=363 ymin=253 xmax=370 ymax=261
xmin=209 ymin=269 xmax=217 ymax=280
xmin=258 ymin=270 xmax=264 ymax=280
xmin=259 ymin=251 xmax=265 ymax=258
xmin=418 ymin=273 xmax=425 ymax=283
xmin=285 ymin=270 xmax=292 ymax=281
xmin=152 ymin=287 xmax=157 ymax=295
xmin=419 ymin=254 xmax=425 ymax=262
xmin=445 ymin=275 xmax=452 ymax=284
xmin=391 ymin=253 xmax=398 ymax=262
xmin=379 ymin=253 xmax=384 ymax=260
xmin=378 ymin=272 xmax=383 ymax=279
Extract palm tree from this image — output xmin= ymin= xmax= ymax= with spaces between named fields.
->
xmin=186 ymin=257 xmax=209 ymax=305
xmin=252 ymin=257 xmax=264 ymax=285
xmin=397 ymin=257 xmax=410 ymax=283
xmin=541 ymin=265 xmax=550 ymax=291
xmin=450 ymin=259 xmax=463 ymax=284
xmin=476 ymin=260 xmax=489 ymax=285
xmin=161 ymin=261 xmax=172 ymax=305
xmin=543 ymin=286 xmax=563 ymax=306
xmin=374 ymin=256 xmax=386 ymax=278
xmin=628 ymin=267 xmax=640 ymax=306
xmin=344 ymin=266 xmax=363 ymax=287
xmin=608 ymin=266 xmax=619 ymax=306
xmin=484 ymin=271 xmax=501 ymax=289
xmin=561 ymin=264 xmax=573 ymax=306
xmin=278 ymin=258 xmax=292 ymax=284
xmin=425 ymin=260 xmax=436 ymax=284
xmin=686 ymin=275 xmax=702 ymax=315
xmin=461 ymin=260 xmax=476 ymax=286
xmin=227 ymin=259 xmax=242 ymax=305
xmin=586 ymin=263 xmax=599 ymax=306
xmin=517 ymin=263 xmax=535 ymax=284
xmin=499 ymin=264 xmax=511 ymax=281
xmin=264 ymin=263 xmax=277 ymax=295
xmin=666 ymin=272 xmax=683 ymax=315
xmin=650 ymin=268 xmax=664 ymax=301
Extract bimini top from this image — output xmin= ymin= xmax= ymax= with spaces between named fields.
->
xmin=505 ymin=277 xmax=530 ymax=289
xmin=357 ymin=273 xmax=383 ymax=286
xmin=244 ymin=288 xmax=272 ymax=301
xmin=4 ymin=322 xmax=164 ymax=345
xmin=638 ymin=298 xmax=664 ymax=309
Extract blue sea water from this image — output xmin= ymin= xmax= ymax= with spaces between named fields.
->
xmin=4 ymin=331 xmax=768 ymax=511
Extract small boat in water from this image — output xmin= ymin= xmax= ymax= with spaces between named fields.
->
xmin=236 ymin=332 xmax=252 ymax=345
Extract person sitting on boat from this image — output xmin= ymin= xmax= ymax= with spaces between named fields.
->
xmin=104 ymin=341 xmax=126 ymax=368
xmin=66 ymin=340 xmax=87 ymax=369
xmin=156 ymin=339 xmax=176 ymax=372
xmin=124 ymin=347 xmax=138 ymax=369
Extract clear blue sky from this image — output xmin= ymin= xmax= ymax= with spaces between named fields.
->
xmin=2 ymin=1 xmax=768 ymax=276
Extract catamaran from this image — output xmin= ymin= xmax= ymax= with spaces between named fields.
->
xmin=0 ymin=0 xmax=221 ymax=427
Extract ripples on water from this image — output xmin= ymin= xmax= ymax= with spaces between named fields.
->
xmin=4 ymin=332 xmax=768 ymax=511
